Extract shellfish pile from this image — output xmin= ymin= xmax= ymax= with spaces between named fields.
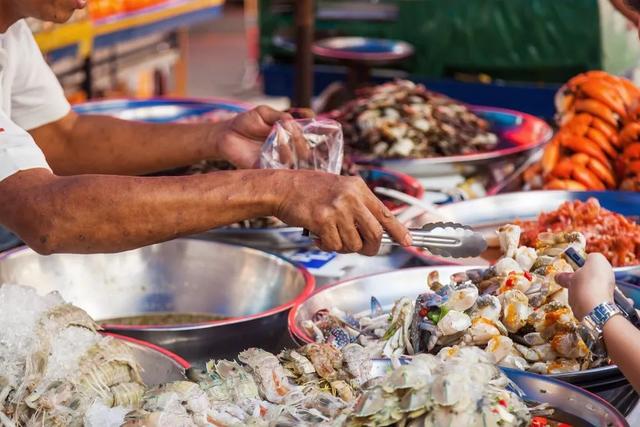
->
xmin=524 ymin=70 xmax=640 ymax=191
xmin=304 ymin=227 xmax=601 ymax=375
xmin=0 ymin=284 xmax=545 ymax=427
xmin=332 ymin=80 xmax=498 ymax=159
xmin=125 ymin=346 xmax=534 ymax=427
xmin=0 ymin=284 xmax=144 ymax=426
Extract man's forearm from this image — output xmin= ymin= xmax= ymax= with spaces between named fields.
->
xmin=0 ymin=168 xmax=282 ymax=254
xmin=30 ymin=113 xmax=226 ymax=176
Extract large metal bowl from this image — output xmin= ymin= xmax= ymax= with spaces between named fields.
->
xmin=406 ymin=190 xmax=640 ymax=273
xmin=108 ymin=333 xmax=188 ymax=385
xmin=289 ymin=266 xmax=639 ymax=391
xmin=0 ymin=239 xmax=314 ymax=364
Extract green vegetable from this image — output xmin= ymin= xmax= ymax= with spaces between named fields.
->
xmin=427 ymin=306 xmax=450 ymax=324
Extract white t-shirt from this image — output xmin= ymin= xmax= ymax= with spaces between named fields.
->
xmin=0 ymin=19 xmax=70 ymax=181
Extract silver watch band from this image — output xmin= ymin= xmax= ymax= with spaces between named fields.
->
xmin=583 ymin=302 xmax=623 ymax=333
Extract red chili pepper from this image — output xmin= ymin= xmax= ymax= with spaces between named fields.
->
xmin=557 ymin=424 xmax=572 ymax=427
xmin=524 ymin=271 xmax=533 ymax=281
xmin=498 ymin=398 xmax=507 ymax=407
xmin=419 ymin=307 xmax=429 ymax=317
xmin=505 ymin=277 xmax=516 ymax=289
xmin=530 ymin=417 xmax=548 ymax=427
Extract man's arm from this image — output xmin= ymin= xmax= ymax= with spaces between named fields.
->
xmin=0 ymin=168 xmax=410 ymax=256
xmin=28 ymin=106 xmax=291 ymax=176
xmin=0 ymin=168 xmax=278 ymax=254
xmin=610 ymin=0 xmax=640 ymax=25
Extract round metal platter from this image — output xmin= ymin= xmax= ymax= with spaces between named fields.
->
xmin=313 ymin=37 xmax=414 ymax=64
xmin=203 ymin=166 xmax=425 ymax=250
xmin=73 ymin=98 xmax=249 ymax=122
xmin=289 ymin=266 xmax=636 ymax=389
xmin=354 ymin=106 xmax=552 ymax=177
xmin=107 ymin=333 xmax=188 ymax=385
xmin=406 ymin=190 xmax=640 ymax=273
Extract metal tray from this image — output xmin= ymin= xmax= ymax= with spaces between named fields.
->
xmin=352 ymin=106 xmax=552 ymax=177
xmin=406 ymin=190 xmax=640 ymax=273
xmin=312 ymin=37 xmax=414 ymax=64
xmin=202 ymin=166 xmax=425 ymax=251
xmin=0 ymin=239 xmax=314 ymax=364
xmin=289 ymin=266 xmax=640 ymax=391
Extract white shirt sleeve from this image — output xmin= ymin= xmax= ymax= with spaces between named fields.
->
xmin=0 ymin=109 xmax=51 ymax=182
xmin=9 ymin=21 xmax=71 ymax=131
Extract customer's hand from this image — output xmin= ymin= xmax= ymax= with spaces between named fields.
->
xmin=212 ymin=106 xmax=313 ymax=169
xmin=274 ymin=171 xmax=412 ymax=256
xmin=555 ymin=253 xmax=615 ymax=320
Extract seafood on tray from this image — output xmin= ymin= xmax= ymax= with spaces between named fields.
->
xmin=126 ymin=346 xmax=540 ymax=427
xmin=0 ymin=284 xmax=144 ymax=427
xmin=303 ymin=227 xmax=603 ymax=376
xmin=524 ymin=70 xmax=640 ymax=191
xmin=1 ymin=284 xmax=566 ymax=427
xmin=332 ymin=80 xmax=498 ymax=159
xmin=517 ymin=198 xmax=640 ymax=267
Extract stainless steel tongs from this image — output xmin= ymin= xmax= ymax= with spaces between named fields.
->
xmin=311 ymin=222 xmax=487 ymax=258
xmin=383 ymin=222 xmax=487 ymax=258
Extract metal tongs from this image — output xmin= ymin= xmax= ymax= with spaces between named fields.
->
xmin=563 ymin=247 xmax=640 ymax=328
xmin=311 ymin=221 xmax=487 ymax=258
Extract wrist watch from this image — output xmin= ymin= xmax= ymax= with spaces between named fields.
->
xmin=581 ymin=302 xmax=624 ymax=355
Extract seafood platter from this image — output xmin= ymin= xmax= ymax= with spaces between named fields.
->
xmin=329 ymin=80 xmax=553 ymax=177
xmin=0 ymin=238 xmax=315 ymax=362
xmin=0 ymin=281 xmax=628 ymax=426
xmin=406 ymin=192 xmax=640 ymax=272
xmin=290 ymin=227 xmax=640 ymax=392
xmin=523 ymin=71 xmax=640 ymax=192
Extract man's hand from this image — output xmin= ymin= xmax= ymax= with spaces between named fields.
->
xmin=555 ymin=253 xmax=616 ymax=320
xmin=212 ymin=106 xmax=313 ymax=169
xmin=274 ymin=171 xmax=412 ymax=256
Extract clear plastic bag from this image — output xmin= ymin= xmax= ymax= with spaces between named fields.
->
xmin=260 ymin=118 xmax=344 ymax=174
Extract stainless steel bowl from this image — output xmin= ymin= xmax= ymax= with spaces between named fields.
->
xmin=289 ymin=266 xmax=636 ymax=391
xmin=109 ymin=333 xmax=188 ymax=385
xmin=0 ymin=239 xmax=314 ymax=364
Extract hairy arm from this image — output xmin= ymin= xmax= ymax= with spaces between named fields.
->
xmin=0 ymin=168 xmax=410 ymax=256
xmin=0 ymin=168 xmax=280 ymax=254
xmin=28 ymin=106 xmax=290 ymax=176
xmin=29 ymin=111 xmax=224 ymax=176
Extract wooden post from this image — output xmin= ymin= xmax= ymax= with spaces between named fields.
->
xmin=172 ymin=29 xmax=189 ymax=96
xmin=293 ymin=0 xmax=314 ymax=108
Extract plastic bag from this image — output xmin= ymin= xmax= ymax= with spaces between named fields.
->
xmin=260 ymin=118 xmax=344 ymax=174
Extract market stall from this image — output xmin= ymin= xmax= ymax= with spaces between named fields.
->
xmin=2 ymin=0 xmax=640 ymax=426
